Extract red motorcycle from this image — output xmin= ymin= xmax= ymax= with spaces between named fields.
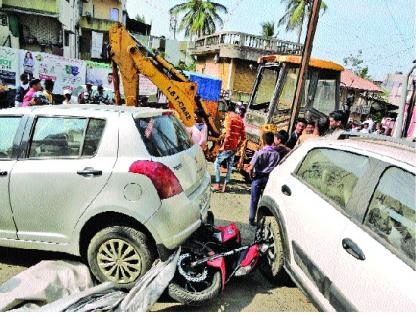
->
xmin=168 ymin=221 xmax=273 ymax=305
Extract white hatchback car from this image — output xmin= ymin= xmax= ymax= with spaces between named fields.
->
xmin=0 ymin=105 xmax=210 ymax=287
xmin=257 ymin=133 xmax=416 ymax=311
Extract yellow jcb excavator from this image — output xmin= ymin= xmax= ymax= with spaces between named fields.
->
xmin=108 ymin=23 xmax=222 ymax=155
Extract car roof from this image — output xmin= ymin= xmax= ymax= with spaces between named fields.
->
xmin=302 ymin=135 xmax=416 ymax=167
xmin=0 ymin=104 xmax=170 ymax=118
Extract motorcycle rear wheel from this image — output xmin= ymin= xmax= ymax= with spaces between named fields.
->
xmin=168 ymin=252 xmax=222 ymax=306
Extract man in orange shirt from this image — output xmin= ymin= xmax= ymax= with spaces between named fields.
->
xmin=212 ymin=103 xmax=246 ymax=192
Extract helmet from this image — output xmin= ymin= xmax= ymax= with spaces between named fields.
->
xmin=32 ymin=91 xmax=49 ymax=105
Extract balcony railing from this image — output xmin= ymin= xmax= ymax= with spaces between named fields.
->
xmin=189 ymin=31 xmax=303 ymax=55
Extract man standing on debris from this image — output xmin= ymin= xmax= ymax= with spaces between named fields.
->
xmin=22 ymin=79 xmax=42 ymax=107
xmin=212 ymin=102 xmax=246 ymax=193
xmin=286 ymin=118 xmax=307 ymax=149
xmin=15 ymin=73 xmax=29 ymax=107
xmin=246 ymin=132 xmax=281 ymax=226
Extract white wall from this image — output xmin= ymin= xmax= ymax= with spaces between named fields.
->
xmin=58 ymin=0 xmax=80 ymax=59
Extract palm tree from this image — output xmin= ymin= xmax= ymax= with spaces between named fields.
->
xmin=278 ymin=0 xmax=327 ymax=44
xmin=169 ymin=0 xmax=228 ymax=40
xmin=261 ymin=21 xmax=276 ymax=39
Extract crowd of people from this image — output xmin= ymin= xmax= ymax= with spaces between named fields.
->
xmin=185 ymin=104 xmax=350 ymax=227
xmin=349 ymin=116 xmax=388 ymax=135
xmin=14 ymin=74 xmax=111 ymax=107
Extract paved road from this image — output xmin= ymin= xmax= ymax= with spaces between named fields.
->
xmin=0 ymin=165 xmax=316 ymax=312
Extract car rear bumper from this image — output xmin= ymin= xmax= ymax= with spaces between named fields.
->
xmin=145 ymin=172 xmax=211 ymax=250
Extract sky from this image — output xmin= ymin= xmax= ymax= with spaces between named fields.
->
xmin=126 ymin=0 xmax=416 ymax=81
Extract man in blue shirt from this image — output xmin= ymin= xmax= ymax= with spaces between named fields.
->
xmin=246 ymin=132 xmax=281 ymax=226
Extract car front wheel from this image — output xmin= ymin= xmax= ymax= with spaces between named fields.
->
xmin=257 ymin=215 xmax=288 ymax=284
xmin=87 ymin=226 xmax=154 ymax=288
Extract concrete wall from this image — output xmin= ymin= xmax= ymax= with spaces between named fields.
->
xmin=2 ymin=0 xmax=58 ymax=13
xmin=83 ymin=0 xmax=123 ymax=21
xmin=58 ymin=0 xmax=81 ymax=58
xmin=0 ymin=13 xmax=19 ymax=48
xmin=196 ymin=56 xmax=258 ymax=100
xmin=233 ymin=59 xmax=257 ymax=94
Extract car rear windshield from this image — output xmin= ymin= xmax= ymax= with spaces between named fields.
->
xmin=135 ymin=114 xmax=192 ymax=157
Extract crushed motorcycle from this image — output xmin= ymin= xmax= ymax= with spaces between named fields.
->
xmin=168 ymin=219 xmax=275 ymax=305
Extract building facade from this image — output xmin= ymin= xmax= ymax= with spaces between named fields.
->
xmin=79 ymin=0 xmax=126 ymax=61
xmin=382 ymin=71 xmax=416 ymax=106
xmin=189 ymin=31 xmax=303 ymax=101
xmin=0 ymin=0 xmax=81 ymax=58
xmin=0 ymin=0 xmax=133 ymax=60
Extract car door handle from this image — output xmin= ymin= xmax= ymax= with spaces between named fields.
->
xmin=281 ymin=184 xmax=292 ymax=196
xmin=77 ymin=167 xmax=102 ymax=177
xmin=0 ymin=170 xmax=7 ymax=176
xmin=342 ymin=238 xmax=365 ymax=260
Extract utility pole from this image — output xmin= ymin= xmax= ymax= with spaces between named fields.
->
xmin=394 ymin=62 xmax=416 ymax=138
xmin=289 ymin=0 xmax=322 ymax=134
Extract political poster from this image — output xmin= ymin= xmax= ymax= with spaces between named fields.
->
xmin=86 ymin=61 xmax=158 ymax=96
xmin=0 ymin=46 xmax=19 ymax=87
xmin=86 ymin=61 xmax=114 ymax=90
xmin=19 ymin=50 xmax=86 ymax=94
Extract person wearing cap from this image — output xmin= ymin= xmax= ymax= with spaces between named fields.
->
xmin=22 ymin=78 xmax=42 ymax=107
xmin=63 ymin=89 xmax=72 ymax=104
xmin=30 ymin=91 xmax=49 ymax=106
xmin=78 ymin=81 xmax=94 ymax=103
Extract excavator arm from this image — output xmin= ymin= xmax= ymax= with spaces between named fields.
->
xmin=109 ymin=23 xmax=220 ymax=136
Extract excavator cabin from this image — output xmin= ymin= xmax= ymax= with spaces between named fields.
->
xmin=241 ymin=55 xmax=344 ymax=160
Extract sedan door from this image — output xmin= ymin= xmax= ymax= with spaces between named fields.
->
xmin=331 ymin=166 xmax=416 ymax=311
xmin=9 ymin=114 xmax=118 ymax=244
xmin=280 ymin=147 xmax=371 ymax=308
xmin=0 ymin=116 xmax=23 ymax=240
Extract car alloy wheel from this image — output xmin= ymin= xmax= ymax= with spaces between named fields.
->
xmin=97 ymin=238 xmax=142 ymax=284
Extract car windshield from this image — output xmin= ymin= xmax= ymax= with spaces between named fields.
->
xmin=135 ymin=114 xmax=192 ymax=157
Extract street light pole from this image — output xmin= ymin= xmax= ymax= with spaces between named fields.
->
xmin=394 ymin=63 xmax=416 ymax=138
xmin=289 ymin=0 xmax=322 ymax=134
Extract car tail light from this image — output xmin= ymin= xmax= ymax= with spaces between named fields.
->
xmin=129 ymin=160 xmax=183 ymax=199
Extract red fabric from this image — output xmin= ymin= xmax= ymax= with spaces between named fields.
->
xmin=221 ymin=112 xmax=246 ymax=151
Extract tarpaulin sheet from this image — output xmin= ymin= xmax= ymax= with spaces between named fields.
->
xmin=0 ymin=260 xmax=94 ymax=311
xmin=0 ymin=249 xmax=180 ymax=312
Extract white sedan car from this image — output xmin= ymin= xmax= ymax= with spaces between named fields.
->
xmin=257 ymin=134 xmax=416 ymax=311
xmin=0 ymin=105 xmax=210 ymax=288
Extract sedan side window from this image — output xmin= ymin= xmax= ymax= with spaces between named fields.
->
xmin=82 ymin=119 xmax=106 ymax=156
xmin=364 ymin=167 xmax=415 ymax=262
xmin=29 ymin=117 xmax=88 ymax=158
xmin=0 ymin=116 xmax=21 ymax=159
xmin=296 ymin=148 xmax=369 ymax=213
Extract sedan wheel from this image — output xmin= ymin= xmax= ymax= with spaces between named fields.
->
xmin=97 ymin=239 xmax=142 ymax=284
xmin=87 ymin=226 xmax=154 ymax=288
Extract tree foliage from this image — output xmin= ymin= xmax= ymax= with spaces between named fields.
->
xmin=278 ymin=0 xmax=327 ymax=44
xmin=261 ymin=21 xmax=277 ymax=39
xmin=169 ymin=0 xmax=228 ymax=40
xmin=134 ymin=14 xmax=145 ymax=23
xmin=343 ymin=50 xmax=371 ymax=80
